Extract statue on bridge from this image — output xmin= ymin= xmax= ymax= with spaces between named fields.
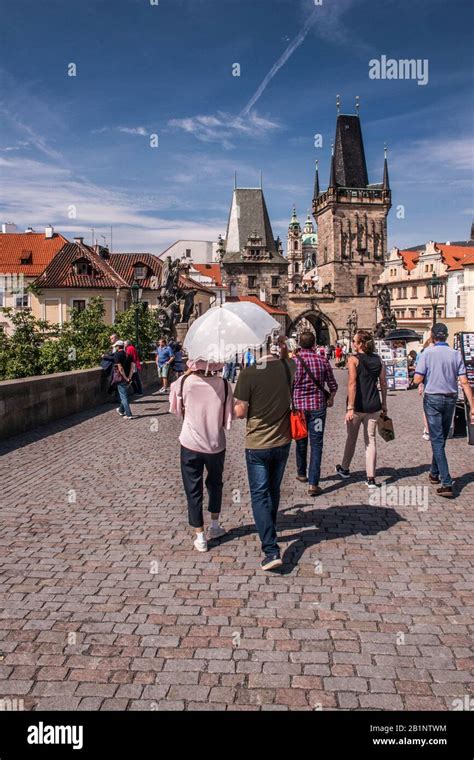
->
xmin=374 ymin=284 xmax=397 ymax=338
xmin=157 ymin=256 xmax=195 ymax=336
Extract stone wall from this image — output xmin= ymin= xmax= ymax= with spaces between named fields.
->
xmin=0 ymin=361 xmax=159 ymax=440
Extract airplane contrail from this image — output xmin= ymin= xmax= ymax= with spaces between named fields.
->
xmin=239 ymin=7 xmax=319 ymax=118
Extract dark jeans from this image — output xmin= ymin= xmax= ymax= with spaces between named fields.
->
xmin=117 ymin=382 xmax=132 ymax=418
xmin=245 ymin=442 xmax=291 ymax=557
xmin=423 ymin=393 xmax=457 ymax=486
xmin=295 ymin=409 xmax=327 ymax=486
xmin=131 ymin=371 xmax=143 ymax=395
xmin=180 ymin=446 xmax=225 ymax=528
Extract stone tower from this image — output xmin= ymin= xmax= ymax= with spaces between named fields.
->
xmin=312 ymin=111 xmax=391 ymax=327
xmin=220 ymin=186 xmax=289 ymax=310
xmin=286 ymin=207 xmax=302 ymax=293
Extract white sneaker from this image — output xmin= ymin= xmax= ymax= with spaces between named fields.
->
xmin=158 ymin=387 xmax=166 ymax=394
xmin=123 ymin=415 xmax=138 ymax=420
xmin=422 ymin=430 xmax=430 ymax=441
xmin=207 ymin=525 xmax=226 ymax=540
xmin=116 ymin=408 xmax=124 ymax=416
xmin=194 ymin=536 xmax=208 ymax=552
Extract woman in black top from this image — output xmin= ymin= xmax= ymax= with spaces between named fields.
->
xmin=335 ymin=330 xmax=388 ymax=488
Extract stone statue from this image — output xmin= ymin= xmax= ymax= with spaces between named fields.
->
xmin=375 ymin=285 xmax=397 ymax=338
xmin=157 ymin=256 xmax=195 ymax=335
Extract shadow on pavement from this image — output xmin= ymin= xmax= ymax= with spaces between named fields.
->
xmin=213 ymin=504 xmax=404 ymax=574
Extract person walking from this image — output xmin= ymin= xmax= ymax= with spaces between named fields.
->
xmin=335 ymin=330 xmax=387 ymax=488
xmin=234 ymin=337 xmax=295 ymax=571
xmin=172 ymin=342 xmax=186 ymax=378
xmin=125 ymin=340 xmax=143 ymax=396
xmin=156 ymin=338 xmax=174 ymax=394
xmin=113 ymin=340 xmax=136 ymax=420
xmin=414 ymin=323 xmax=474 ymax=498
xmin=169 ymin=360 xmax=234 ymax=552
xmin=292 ymin=331 xmax=338 ymax=496
xmin=335 ymin=344 xmax=343 ymax=368
xmin=243 ymin=348 xmax=256 ymax=368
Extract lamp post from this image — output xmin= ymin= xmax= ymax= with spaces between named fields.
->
xmin=427 ymin=273 xmax=443 ymax=326
xmin=130 ymin=280 xmax=143 ymax=353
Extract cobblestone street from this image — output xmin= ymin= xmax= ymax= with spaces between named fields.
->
xmin=0 ymin=370 xmax=472 ymax=711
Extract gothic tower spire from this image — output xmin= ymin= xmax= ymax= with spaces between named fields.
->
xmin=383 ymin=144 xmax=390 ymax=190
xmin=313 ymin=159 xmax=320 ymax=199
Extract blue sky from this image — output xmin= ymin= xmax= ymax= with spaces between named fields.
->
xmin=0 ymin=0 xmax=473 ymax=253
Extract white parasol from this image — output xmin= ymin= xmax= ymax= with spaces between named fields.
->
xmin=183 ymin=301 xmax=280 ymax=363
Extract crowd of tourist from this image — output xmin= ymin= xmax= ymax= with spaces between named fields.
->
xmin=102 ymin=323 xmax=473 ymax=569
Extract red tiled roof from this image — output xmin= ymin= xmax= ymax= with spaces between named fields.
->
xmin=398 ymin=250 xmax=419 ymax=272
xmin=181 ymin=275 xmax=215 ymax=294
xmin=226 ymin=295 xmax=287 ymax=316
xmin=461 ymin=251 xmax=474 ymax=266
xmin=0 ymin=232 xmax=69 ymax=276
xmin=192 ymin=263 xmax=223 ymax=286
xmin=437 ymin=244 xmax=472 ymax=271
xmin=109 ymin=253 xmax=162 ymax=288
xmin=36 ymin=242 xmax=129 ymax=289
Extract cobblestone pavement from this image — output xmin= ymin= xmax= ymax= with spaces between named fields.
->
xmin=0 ymin=370 xmax=472 ymax=711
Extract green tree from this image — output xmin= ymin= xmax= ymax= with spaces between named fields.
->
xmin=0 ymin=308 xmax=52 ymax=379
xmin=113 ymin=303 xmax=161 ymax=359
xmin=65 ymin=297 xmax=111 ymax=368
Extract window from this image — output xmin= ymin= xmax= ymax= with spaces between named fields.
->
xmin=15 ymin=293 xmax=29 ymax=308
xmin=72 ymin=300 xmax=86 ymax=312
xmin=411 ymin=286 xmax=417 ymax=298
xmin=294 ymin=262 xmax=299 ymax=274
xmin=20 ymin=251 xmax=32 ymax=264
xmin=357 ymin=276 xmax=366 ymax=295
xmin=247 ymin=275 xmax=257 ymax=289
xmin=73 ymin=259 xmax=92 ymax=276
xmin=142 ymin=301 xmax=149 ymax=310
xmin=422 ymin=308 xmax=431 ymax=317
xmin=0 ymin=288 xmax=3 ymax=308
xmin=402 ymin=287 xmax=407 ymax=299
xmin=410 ymin=309 xmax=416 ymax=318
xmin=230 ymin=282 xmax=237 ymax=297
xmin=185 ymin=249 xmax=191 ymax=258
xmin=271 ymin=276 xmax=279 ymax=288
xmin=271 ymin=294 xmax=280 ymax=306
xmin=424 ymin=264 xmax=429 ymax=273
xmin=134 ymin=265 xmax=148 ymax=280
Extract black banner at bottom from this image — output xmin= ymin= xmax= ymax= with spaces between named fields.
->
xmin=0 ymin=710 xmax=471 ymax=758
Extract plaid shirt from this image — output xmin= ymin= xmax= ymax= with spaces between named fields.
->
xmin=292 ymin=349 xmax=338 ymax=411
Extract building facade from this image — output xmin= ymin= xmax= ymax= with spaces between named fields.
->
xmin=286 ymin=110 xmax=391 ymax=344
xmin=378 ymin=238 xmax=474 ymax=347
xmin=219 ymin=187 xmax=289 ymax=312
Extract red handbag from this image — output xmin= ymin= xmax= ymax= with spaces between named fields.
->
xmin=281 ymin=360 xmax=308 ymax=440
xmin=290 ymin=410 xmax=308 ymax=440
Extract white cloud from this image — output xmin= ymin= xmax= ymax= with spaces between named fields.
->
xmin=168 ymin=110 xmax=280 ymax=149
xmin=1 ymin=156 xmax=222 ymax=252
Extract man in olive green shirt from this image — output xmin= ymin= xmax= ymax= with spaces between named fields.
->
xmin=234 ymin=339 xmax=295 ymax=570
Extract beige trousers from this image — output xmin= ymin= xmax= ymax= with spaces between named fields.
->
xmin=341 ymin=411 xmax=380 ymax=478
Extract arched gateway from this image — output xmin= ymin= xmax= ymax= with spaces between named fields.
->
xmin=287 ymin=310 xmax=337 ymax=346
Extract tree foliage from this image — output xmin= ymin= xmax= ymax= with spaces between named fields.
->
xmin=0 ymin=297 xmax=164 ymax=380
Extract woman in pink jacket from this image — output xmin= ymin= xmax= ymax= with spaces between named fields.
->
xmin=169 ymin=361 xmax=234 ymax=553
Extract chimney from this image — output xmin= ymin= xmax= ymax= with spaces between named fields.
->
xmin=45 ymin=224 xmax=54 ymax=239
xmin=25 ymin=226 xmax=35 ymax=234
xmin=1 ymin=222 xmax=17 ymax=234
xmin=74 ymin=236 xmax=84 ymax=245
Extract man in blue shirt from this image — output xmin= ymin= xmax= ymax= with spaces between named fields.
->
xmin=156 ymin=338 xmax=175 ymax=394
xmin=414 ymin=323 xmax=474 ymax=497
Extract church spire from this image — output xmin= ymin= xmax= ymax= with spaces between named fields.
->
xmin=383 ymin=144 xmax=390 ymax=190
xmin=313 ymin=159 xmax=320 ymax=199
xmin=329 ymin=144 xmax=336 ymax=189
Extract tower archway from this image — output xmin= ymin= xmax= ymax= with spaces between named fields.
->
xmin=287 ymin=310 xmax=337 ymax=346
